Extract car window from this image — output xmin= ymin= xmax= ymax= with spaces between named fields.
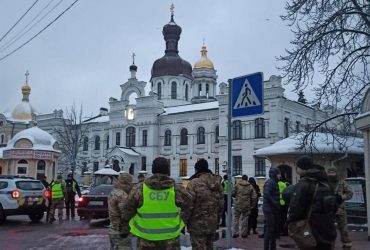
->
xmin=89 ymin=185 xmax=113 ymax=195
xmin=0 ymin=181 xmax=8 ymax=189
xmin=16 ymin=181 xmax=44 ymax=190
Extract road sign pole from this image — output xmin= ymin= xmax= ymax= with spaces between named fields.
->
xmin=226 ymin=79 xmax=233 ymax=249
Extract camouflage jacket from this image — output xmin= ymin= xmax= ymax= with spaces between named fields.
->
xmin=122 ymin=174 xmax=192 ymax=225
xmin=232 ymin=180 xmax=257 ymax=213
xmin=334 ymin=180 xmax=353 ymax=213
xmin=108 ymin=177 xmax=132 ymax=234
xmin=186 ymin=172 xmax=224 ymax=235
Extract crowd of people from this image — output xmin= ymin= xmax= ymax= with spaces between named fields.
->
xmin=43 ymin=155 xmax=353 ymax=250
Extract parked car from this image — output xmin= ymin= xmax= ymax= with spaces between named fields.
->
xmin=77 ymin=184 xmax=113 ymax=220
xmin=0 ymin=175 xmax=49 ymax=223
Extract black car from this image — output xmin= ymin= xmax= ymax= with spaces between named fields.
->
xmin=77 ymin=184 xmax=113 ymax=219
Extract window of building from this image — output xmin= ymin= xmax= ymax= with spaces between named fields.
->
xmin=142 ymin=130 xmax=148 ymax=146
xmin=83 ymin=137 xmax=89 ymax=151
xmin=17 ymin=159 xmax=28 ymax=175
xmin=171 ymin=81 xmax=177 ymax=99
xmin=81 ymin=162 xmax=87 ymax=175
xmin=233 ymin=156 xmax=242 ymax=176
xmin=164 ymin=130 xmax=171 ymax=146
xmin=141 ymin=157 xmax=147 ymax=171
xmin=94 ymin=136 xmax=100 ymax=150
xmin=232 ymin=120 xmax=242 ymax=140
xmin=116 ymin=132 xmax=121 ymax=146
xmin=158 ymin=82 xmax=162 ymax=100
xmin=185 ymin=85 xmax=189 ymax=101
xmin=255 ymin=118 xmax=265 ymax=138
xmin=215 ymin=126 xmax=219 ymax=143
xmin=0 ymin=166 xmax=2 ymax=175
xmin=0 ymin=134 xmax=4 ymax=144
xmin=206 ymin=83 xmax=209 ymax=96
xmin=179 ymin=159 xmax=187 ymax=176
xmin=126 ymin=126 xmax=136 ymax=147
xmin=180 ymin=128 xmax=188 ymax=145
xmin=36 ymin=160 xmax=46 ymax=180
xmin=255 ymin=158 xmax=266 ymax=176
xmin=129 ymin=163 xmax=135 ymax=175
xmin=93 ymin=162 xmax=99 ymax=172
xmin=197 ymin=127 xmax=205 ymax=144
xmin=198 ymin=84 xmax=202 ymax=95
xmin=296 ymin=121 xmax=301 ymax=133
xmin=106 ymin=135 xmax=109 ymax=149
xmin=284 ymin=118 xmax=290 ymax=138
xmin=215 ymin=158 xmax=219 ymax=175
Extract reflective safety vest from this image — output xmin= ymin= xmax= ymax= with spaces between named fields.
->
xmin=278 ymin=181 xmax=287 ymax=206
xmin=223 ymin=180 xmax=230 ymax=195
xmin=129 ymin=184 xmax=185 ymax=241
xmin=51 ymin=182 xmax=64 ymax=199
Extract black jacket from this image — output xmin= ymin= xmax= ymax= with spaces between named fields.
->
xmin=287 ymin=169 xmax=337 ymax=243
xmin=65 ymin=178 xmax=81 ymax=197
xmin=262 ymin=168 xmax=280 ymax=213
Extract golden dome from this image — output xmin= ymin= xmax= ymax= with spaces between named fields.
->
xmin=194 ymin=46 xmax=214 ymax=69
xmin=21 ymin=84 xmax=31 ymax=94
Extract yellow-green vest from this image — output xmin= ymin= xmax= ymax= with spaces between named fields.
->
xmin=278 ymin=181 xmax=287 ymax=206
xmin=51 ymin=182 xmax=63 ymax=199
xmin=223 ymin=180 xmax=230 ymax=194
xmin=129 ymin=184 xmax=184 ymax=241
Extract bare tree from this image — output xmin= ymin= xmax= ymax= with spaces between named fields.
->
xmin=53 ymin=104 xmax=90 ymax=176
xmin=279 ymin=0 xmax=370 ymax=111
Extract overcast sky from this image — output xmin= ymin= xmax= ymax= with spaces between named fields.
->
xmin=0 ymin=0 xmax=297 ymax=117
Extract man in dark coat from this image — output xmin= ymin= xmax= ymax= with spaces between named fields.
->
xmin=263 ymin=167 xmax=280 ymax=250
xmin=65 ymin=173 xmax=81 ymax=220
xmin=287 ymin=156 xmax=337 ymax=250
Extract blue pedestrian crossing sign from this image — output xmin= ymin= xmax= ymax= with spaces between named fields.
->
xmin=231 ymin=72 xmax=264 ymax=117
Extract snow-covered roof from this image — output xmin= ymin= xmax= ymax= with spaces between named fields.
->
xmin=162 ymin=101 xmax=219 ymax=115
xmin=117 ymin=147 xmax=140 ymax=156
xmin=254 ymin=132 xmax=364 ymax=157
xmin=3 ymin=112 xmax=33 ymax=124
xmin=94 ymin=167 xmax=119 ymax=176
xmin=5 ymin=126 xmax=59 ymax=152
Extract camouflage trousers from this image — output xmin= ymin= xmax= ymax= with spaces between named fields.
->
xmin=109 ymin=231 xmax=131 ymax=250
xmin=137 ymin=236 xmax=180 ymax=250
xmin=190 ymin=233 xmax=215 ymax=250
xmin=49 ymin=198 xmax=64 ymax=221
xmin=232 ymin=209 xmax=250 ymax=237
xmin=336 ymin=211 xmax=352 ymax=249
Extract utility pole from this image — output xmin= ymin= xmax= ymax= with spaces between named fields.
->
xmin=226 ymin=79 xmax=233 ymax=249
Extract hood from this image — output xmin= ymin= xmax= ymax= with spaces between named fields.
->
xmin=113 ymin=173 xmax=133 ymax=193
xmin=197 ymin=172 xmax=221 ymax=191
xmin=268 ymin=167 xmax=280 ymax=181
xmin=189 ymin=169 xmax=212 ymax=180
xmin=238 ymin=180 xmax=251 ymax=186
xmin=144 ymin=174 xmax=175 ymax=190
xmin=302 ymin=168 xmax=328 ymax=182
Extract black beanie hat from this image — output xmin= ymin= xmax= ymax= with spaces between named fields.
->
xmin=296 ymin=156 xmax=314 ymax=170
xmin=195 ymin=159 xmax=209 ymax=173
xmin=152 ymin=157 xmax=170 ymax=175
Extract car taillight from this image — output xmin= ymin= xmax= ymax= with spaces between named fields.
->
xmin=78 ymin=197 xmax=84 ymax=202
xmin=11 ymin=190 xmax=20 ymax=199
xmin=99 ymin=192 xmax=105 ymax=195
xmin=44 ymin=189 xmax=51 ymax=199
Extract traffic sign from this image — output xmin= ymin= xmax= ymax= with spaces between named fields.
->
xmin=231 ymin=72 xmax=264 ymax=117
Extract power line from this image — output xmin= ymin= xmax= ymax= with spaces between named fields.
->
xmin=0 ymin=0 xmax=64 ymax=53
xmin=0 ymin=0 xmax=40 ymax=43
xmin=0 ymin=0 xmax=80 ymax=62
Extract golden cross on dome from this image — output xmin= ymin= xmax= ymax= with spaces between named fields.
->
xmin=132 ymin=52 xmax=136 ymax=64
xmin=25 ymin=70 xmax=29 ymax=84
xmin=170 ymin=3 xmax=175 ymax=16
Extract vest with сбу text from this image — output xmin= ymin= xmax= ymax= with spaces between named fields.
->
xmin=129 ymin=183 xmax=184 ymax=241
xmin=51 ymin=182 xmax=64 ymax=199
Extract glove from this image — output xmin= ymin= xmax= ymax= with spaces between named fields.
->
xmin=336 ymin=194 xmax=343 ymax=204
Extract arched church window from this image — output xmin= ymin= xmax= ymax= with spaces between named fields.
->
xmin=126 ymin=126 xmax=136 ymax=147
xmin=171 ymin=82 xmax=177 ymax=99
xmin=36 ymin=160 xmax=46 ymax=180
xmin=198 ymin=84 xmax=202 ymax=96
xmin=95 ymin=136 xmax=100 ymax=150
xmin=255 ymin=118 xmax=265 ymax=138
xmin=17 ymin=159 xmax=28 ymax=175
xmin=180 ymin=128 xmax=188 ymax=145
xmin=83 ymin=137 xmax=89 ymax=151
xmin=185 ymin=85 xmax=189 ymax=101
xmin=197 ymin=127 xmax=205 ymax=144
xmin=158 ymin=82 xmax=162 ymax=100
xmin=206 ymin=83 xmax=209 ymax=96
xmin=0 ymin=134 xmax=4 ymax=144
xmin=215 ymin=125 xmax=219 ymax=143
xmin=164 ymin=130 xmax=171 ymax=146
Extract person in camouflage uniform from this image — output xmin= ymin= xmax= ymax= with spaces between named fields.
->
xmin=108 ymin=173 xmax=133 ymax=250
xmin=186 ymin=159 xmax=224 ymax=250
xmin=327 ymin=167 xmax=353 ymax=250
xmin=49 ymin=175 xmax=66 ymax=223
xmin=232 ymin=175 xmax=257 ymax=238
xmin=122 ymin=157 xmax=191 ymax=250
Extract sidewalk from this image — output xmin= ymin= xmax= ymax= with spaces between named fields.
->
xmin=214 ymin=230 xmax=370 ymax=250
